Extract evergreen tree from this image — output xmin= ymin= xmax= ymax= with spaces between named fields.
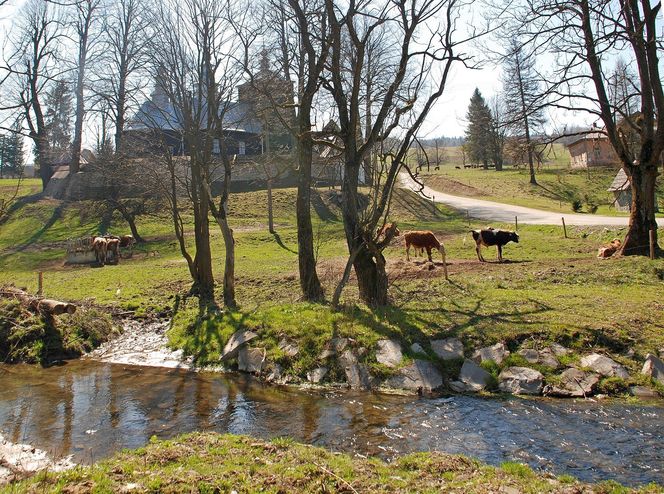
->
xmin=501 ymin=38 xmax=546 ymax=185
xmin=0 ymin=119 xmax=25 ymax=178
xmin=44 ymin=80 xmax=73 ymax=158
xmin=464 ymin=88 xmax=494 ymax=169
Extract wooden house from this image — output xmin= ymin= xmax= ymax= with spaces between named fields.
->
xmin=566 ymin=132 xmax=618 ymax=168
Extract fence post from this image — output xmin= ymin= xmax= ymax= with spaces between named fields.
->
xmin=37 ymin=272 xmax=43 ymax=297
xmin=515 ymin=215 xmax=518 ymax=232
xmin=562 ymin=217 xmax=567 ymax=239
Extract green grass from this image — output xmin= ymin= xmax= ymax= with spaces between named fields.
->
xmin=6 ymin=432 xmax=660 ymax=493
xmin=414 ymin=145 xmax=663 ymax=216
xmin=0 ymin=183 xmax=662 ymax=392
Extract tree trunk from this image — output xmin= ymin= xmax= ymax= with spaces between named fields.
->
xmin=295 ymin=116 xmax=324 ymax=302
xmin=218 ymin=215 xmax=236 ymax=309
xmin=115 ymin=202 xmax=144 ymax=243
xmin=267 ymin=178 xmax=274 ymax=234
xmin=189 ymin=154 xmax=215 ymax=304
xmin=71 ymin=11 xmax=92 ymax=176
xmin=620 ymin=162 xmax=659 ymax=256
xmin=342 ymin=158 xmax=388 ymax=306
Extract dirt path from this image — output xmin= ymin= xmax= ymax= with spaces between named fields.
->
xmin=399 ymin=172 xmax=664 ymax=227
xmin=85 ymin=320 xmax=192 ymax=369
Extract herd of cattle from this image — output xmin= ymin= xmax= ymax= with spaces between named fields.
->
xmin=91 ymin=234 xmax=136 ymax=266
xmin=377 ymin=224 xmax=520 ymax=279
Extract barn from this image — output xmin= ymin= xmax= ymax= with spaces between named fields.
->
xmin=607 ymin=168 xmax=631 ymax=212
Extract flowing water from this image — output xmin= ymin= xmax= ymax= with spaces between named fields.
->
xmin=1 ymin=361 xmax=662 ymax=487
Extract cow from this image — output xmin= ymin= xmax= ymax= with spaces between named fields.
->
xmin=119 ymin=234 xmax=135 ymax=249
xmin=404 ymin=230 xmax=448 ymax=279
xmin=92 ymin=237 xmax=108 ymax=266
xmin=597 ymin=238 xmax=621 ymax=258
xmin=471 ymin=228 xmax=519 ymax=263
xmin=106 ymin=237 xmax=120 ymax=264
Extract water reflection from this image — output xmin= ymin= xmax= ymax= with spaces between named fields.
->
xmin=0 ymin=361 xmax=662 ymax=486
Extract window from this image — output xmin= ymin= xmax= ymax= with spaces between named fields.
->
xmin=239 ymin=141 xmax=246 ymax=155
xmin=213 ymin=139 xmax=220 ymax=154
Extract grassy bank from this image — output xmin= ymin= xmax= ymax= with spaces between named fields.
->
xmin=5 ymin=432 xmax=660 ymax=493
xmin=0 ymin=178 xmax=662 ymax=395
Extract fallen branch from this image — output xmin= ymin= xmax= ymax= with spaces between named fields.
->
xmin=0 ymin=287 xmax=77 ymax=316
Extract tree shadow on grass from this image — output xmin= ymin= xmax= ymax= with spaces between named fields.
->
xmin=271 ymin=231 xmax=297 ymax=254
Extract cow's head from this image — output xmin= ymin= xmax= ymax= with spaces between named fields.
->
xmin=511 ymin=231 xmax=519 ymax=243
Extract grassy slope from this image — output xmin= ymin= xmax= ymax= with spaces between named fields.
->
xmin=415 ymin=144 xmax=664 ymax=216
xmin=6 ymin=432 xmax=660 ymax=493
xmin=0 ymin=178 xmax=663 ymax=389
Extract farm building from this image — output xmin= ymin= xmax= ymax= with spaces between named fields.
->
xmin=566 ymin=132 xmax=618 ymax=168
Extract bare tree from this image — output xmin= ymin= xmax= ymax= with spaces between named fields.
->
xmin=322 ymin=0 xmax=477 ymax=306
xmin=69 ymin=0 xmax=101 ymax=174
xmin=3 ymin=0 xmax=66 ymax=189
xmin=502 ymin=0 xmax=663 ymax=256
xmin=94 ymin=0 xmax=151 ymax=155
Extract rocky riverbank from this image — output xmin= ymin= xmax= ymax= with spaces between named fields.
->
xmin=85 ymin=318 xmax=664 ymax=400
xmin=0 ymin=434 xmax=74 ymax=485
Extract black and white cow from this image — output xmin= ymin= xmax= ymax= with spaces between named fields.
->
xmin=471 ymin=228 xmax=519 ymax=263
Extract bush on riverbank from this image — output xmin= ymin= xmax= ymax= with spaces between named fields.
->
xmin=5 ymin=432 xmax=661 ymax=493
xmin=0 ymin=296 xmax=116 ymax=364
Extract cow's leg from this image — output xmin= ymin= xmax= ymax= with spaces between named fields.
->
xmin=497 ymin=245 xmax=503 ymax=263
xmin=475 ymin=243 xmax=484 ymax=262
xmin=426 ymin=247 xmax=433 ymax=262
xmin=406 ymin=243 xmax=411 ymax=261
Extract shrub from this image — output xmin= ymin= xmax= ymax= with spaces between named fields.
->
xmin=571 ymin=199 xmax=583 ymax=212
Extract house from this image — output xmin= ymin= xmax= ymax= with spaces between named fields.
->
xmin=566 ymin=132 xmax=618 ymax=168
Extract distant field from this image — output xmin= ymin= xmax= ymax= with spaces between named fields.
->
xmin=414 ymin=145 xmax=663 ymax=216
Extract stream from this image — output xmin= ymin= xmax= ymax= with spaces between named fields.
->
xmin=1 ymin=360 xmax=663 ymax=487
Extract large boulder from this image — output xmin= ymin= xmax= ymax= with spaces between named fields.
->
xmin=449 ymin=359 xmax=491 ymax=392
xmin=339 ymin=350 xmax=372 ymax=390
xmin=550 ymin=343 xmax=570 ymax=357
xmin=431 ymin=337 xmax=464 ymax=360
xmin=376 ymin=339 xmax=402 ymax=368
xmin=307 ymin=367 xmax=328 ymax=384
xmin=237 ymin=347 xmax=265 ymax=374
xmin=410 ymin=342 xmax=426 ymax=355
xmin=543 ymin=368 xmax=600 ymax=397
xmin=319 ymin=337 xmax=350 ymax=359
xmin=580 ymin=353 xmax=629 ymax=378
xmin=641 ymin=354 xmax=664 ymax=384
xmin=278 ymin=338 xmax=299 ymax=358
xmin=472 ymin=343 xmax=510 ymax=365
xmin=498 ymin=367 xmax=544 ymax=395
xmin=384 ymin=359 xmax=443 ymax=392
xmin=221 ymin=330 xmax=258 ymax=360
xmin=517 ymin=348 xmax=560 ymax=369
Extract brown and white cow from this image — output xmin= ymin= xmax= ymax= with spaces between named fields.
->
xmin=106 ymin=237 xmax=120 ymax=264
xmin=404 ymin=230 xmax=448 ymax=279
xmin=92 ymin=237 xmax=108 ymax=266
xmin=471 ymin=228 xmax=519 ymax=263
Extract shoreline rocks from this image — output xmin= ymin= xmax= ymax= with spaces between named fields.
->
xmin=498 ymin=367 xmax=544 ymax=395
xmin=450 ymin=360 xmax=491 ymax=392
xmin=580 ymin=353 xmax=629 ymax=379
xmin=0 ymin=433 xmax=75 ymax=485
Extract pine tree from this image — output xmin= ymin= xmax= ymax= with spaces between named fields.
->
xmin=464 ymin=88 xmax=494 ymax=169
xmin=501 ymin=39 xmax=545 ymax=185
xmin=44 ymin=80 xmax=73 ymax=159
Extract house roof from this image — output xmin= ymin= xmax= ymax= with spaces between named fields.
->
xmin=607 ymin=168 xmax=630 ymax=192
xmin=127 ymin=98 xmax=262 ymax=135
xmin=566 ymin=131 xmax=608 ymax=148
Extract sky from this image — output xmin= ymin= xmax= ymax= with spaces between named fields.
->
xmin=1 ymin=0 xmax=656 ymax=159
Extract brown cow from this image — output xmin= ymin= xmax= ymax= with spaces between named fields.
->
xmin=597 ymin=238 xmax=621 ymax=258
xmin=92 ymin=237 xmax=108 ymax=266
xmin=119 ymin=234 xmax=135 ymax=248
xmin=106 ymin=237 xmax=120 ymax=264
xmin=404 ymin=230 xmax=448 ymax=279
